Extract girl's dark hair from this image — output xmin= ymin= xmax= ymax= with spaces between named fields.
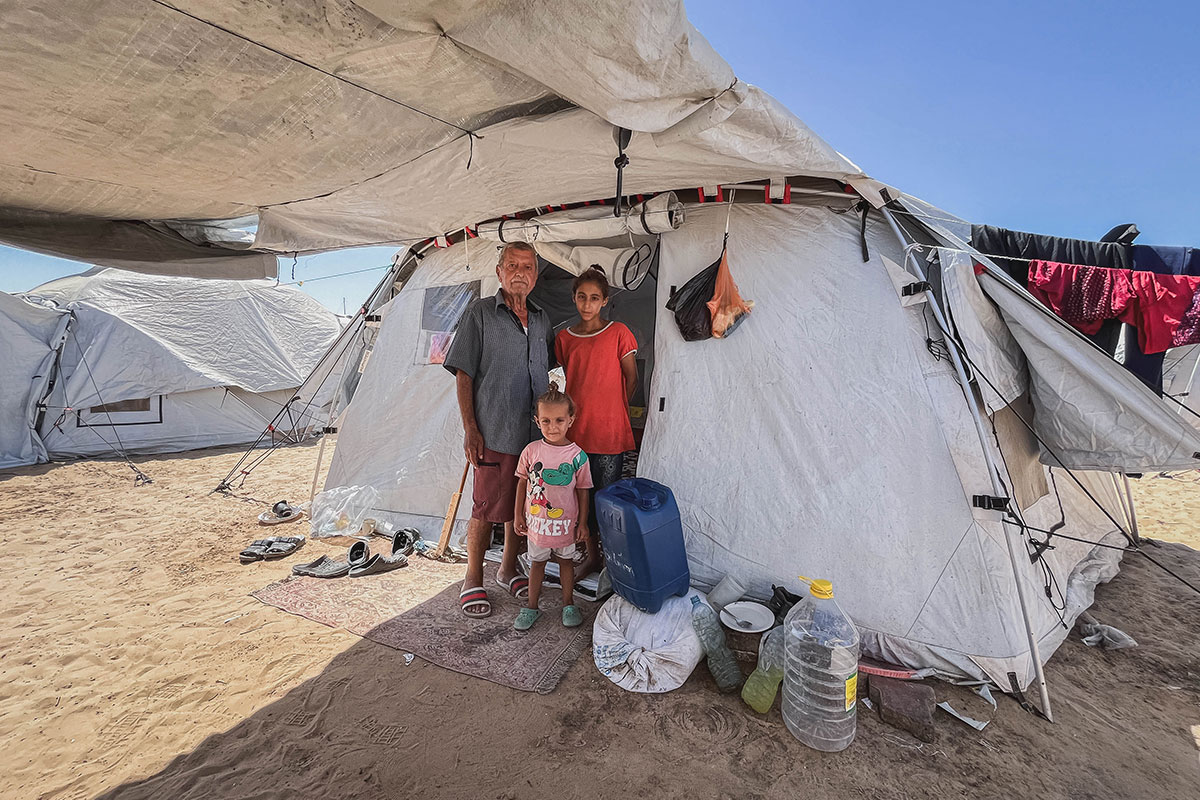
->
xmin=536 ymin=381 xmax=576 ymax=416
xmin=572 ymin=265 xmax=610 ymax=299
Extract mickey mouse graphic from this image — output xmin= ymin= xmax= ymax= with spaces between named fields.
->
xmin=526 ymin=451 xmax=590 ymax=521
xmin=526 ymin=461 xmax=565 ymax=519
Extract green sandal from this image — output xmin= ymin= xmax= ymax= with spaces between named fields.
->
xmin=514 ymin=608 xmax=540 ymax=631
xmin=562 ymin=605 xmax=583 ymax=628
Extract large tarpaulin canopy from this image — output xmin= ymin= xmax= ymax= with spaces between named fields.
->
xmin=0 ymin=0 xmax=863 ymax=275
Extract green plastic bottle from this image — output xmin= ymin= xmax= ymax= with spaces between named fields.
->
xmin=741 ymin=627 xmax=784 ymax=713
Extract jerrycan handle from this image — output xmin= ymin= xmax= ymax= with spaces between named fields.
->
xmin=608 ymin=480 xmax=663 ymax=511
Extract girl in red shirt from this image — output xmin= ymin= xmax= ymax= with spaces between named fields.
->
xmin=554 ymin=267 xmax=638 ymax=580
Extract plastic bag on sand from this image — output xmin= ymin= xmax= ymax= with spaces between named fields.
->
xmin=592 ymin=590 xmax=705 ymax=693
xmin=706 ymin=247 xmax=753 ymax=338
xmin=309 ymin=485 xmax=380 ymax=538
xmin=1079 ymin=620 xmax=1138 ymax=650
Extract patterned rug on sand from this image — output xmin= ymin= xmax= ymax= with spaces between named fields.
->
xmin=253 ymin=561 xmax=596 ymax=693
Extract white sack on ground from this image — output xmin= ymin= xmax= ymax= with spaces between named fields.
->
xmin=592 ymin=591 xmax=705 ymax=693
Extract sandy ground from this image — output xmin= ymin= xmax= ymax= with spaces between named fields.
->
xmin=1 ymin=444 xmax=1198 ymax=800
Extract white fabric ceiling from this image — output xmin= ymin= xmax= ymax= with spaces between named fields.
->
xmin=0 ymin=0 xmax=863 ymax=262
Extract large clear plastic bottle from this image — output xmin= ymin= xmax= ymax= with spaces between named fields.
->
xmin=689 ymin=596 xmax=743 ymax=693
xmin=741 ymin=626 xmax=784 ymax=713
xmin=781 ymin=577 xmax=860 ymax=752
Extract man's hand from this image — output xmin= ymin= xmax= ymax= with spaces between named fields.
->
xmin=463 ymin=425 xmax=484 ymax=467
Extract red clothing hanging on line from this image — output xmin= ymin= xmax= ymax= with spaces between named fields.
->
xmin=1027 ymin=260 xmax=1200 ymax=355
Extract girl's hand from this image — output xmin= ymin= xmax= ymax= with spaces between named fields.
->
xmin=514 ymin=515 xmax=528 ymax=536
xmin=575 ymin=520 xmax=590 ymax=544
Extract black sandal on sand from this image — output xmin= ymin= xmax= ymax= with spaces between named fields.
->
xmin=262 ymin=536 xmax=305 ymax=560
xmin=240 ymin=539 xmax=275 ymax=564
xmin=291 ymin=554 xmax=352 ymax=578
xmin=349 ymin=530 xmax=410 ymax=577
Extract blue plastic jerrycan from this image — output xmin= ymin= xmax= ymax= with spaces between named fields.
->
xmin=595 ymin=478 xmax=691 ymax=613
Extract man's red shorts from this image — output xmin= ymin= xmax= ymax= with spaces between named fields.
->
xmin=471 ymin=446 xmax=520 ymax=523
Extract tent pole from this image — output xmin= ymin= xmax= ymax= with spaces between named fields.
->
xmin=309 ymin=323 xmax=360 ymax=504
xmin=880 ymin=207 xmax=1054 ymax=722
xmin=1120 ymin=472 xmax=1141 ymax=544
xmin=1175 ymin=345 xmax=1200 ymax=417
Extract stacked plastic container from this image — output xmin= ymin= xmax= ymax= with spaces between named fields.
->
xmin=595 ymin=478 xmax=690 ymax=613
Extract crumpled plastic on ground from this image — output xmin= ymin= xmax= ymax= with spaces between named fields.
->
xmin=592 ymin=590 xmax=705 ymax=693
xmin=1079 ymin=618 xmax=1138 ymax=650
xmin=309 ymin=484 xmax=380 ymax=538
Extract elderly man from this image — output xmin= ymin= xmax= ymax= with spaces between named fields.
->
xmin=443 ymin=242 xmax=554 ymax=618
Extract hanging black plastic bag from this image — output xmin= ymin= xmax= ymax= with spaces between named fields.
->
xmin=665 ymin=252 xmax=720 ymax=341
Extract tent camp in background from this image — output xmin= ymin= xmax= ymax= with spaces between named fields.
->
xmin=0 ymin=267 xmax=341 ymax=467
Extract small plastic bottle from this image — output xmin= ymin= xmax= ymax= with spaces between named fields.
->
xmin=689 ymin=596 xmax=743 ymax=693
xmin=781 ymin=577 xmax=860 ymax=752
xmin=741 ymin=626 xmax=784 ymax=713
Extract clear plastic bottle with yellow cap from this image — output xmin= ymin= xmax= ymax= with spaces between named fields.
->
xmin=780 ymin=576 xmax=860 ymax=752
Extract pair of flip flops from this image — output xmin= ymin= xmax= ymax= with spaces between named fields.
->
xmin=257 ymin=500 xmax=304 ymax=526
xmin=513 ymin=605 xmax=583 ymax=631
xmin=459 ymin=574 xmax=531 ymax=619
xmin=240 ymin=536 xmax=305 ymax=563
xmin=291 ymin=528 xmax=416 ymax=579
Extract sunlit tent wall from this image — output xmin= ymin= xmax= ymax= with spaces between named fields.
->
xmin=9 ymin=268 xmax=342 ymax=460
xmin=2 ymin=1 xmax=1195 ymax=703
xmin=319 ymin=188 xmax=1183 ymax=690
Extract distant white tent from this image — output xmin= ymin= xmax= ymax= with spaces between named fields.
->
xmin=0 ymin=292 xmax=69 ymax=468
xmin=1 ymin=268 xmax=341 ymax=462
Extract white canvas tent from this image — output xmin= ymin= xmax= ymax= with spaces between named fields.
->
xmin=0 ymin=268 xmax=341 ymax=462
xmin=318 ymin=190 xmax=1195 ymax=702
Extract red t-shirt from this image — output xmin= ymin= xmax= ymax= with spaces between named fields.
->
xmin=555 ymin=321 xmax=638 ymax=455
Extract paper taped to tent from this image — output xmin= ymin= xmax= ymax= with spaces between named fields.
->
xmin=3 ymin=0 xmax=1198 ymax=714
xmin=0 ymin=268 xmax=341 ymax=466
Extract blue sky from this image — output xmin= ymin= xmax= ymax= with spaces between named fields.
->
xmin=1 ymin=0 xmax=1196 ymax=311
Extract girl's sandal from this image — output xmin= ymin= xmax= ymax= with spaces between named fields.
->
xmin=460 ymin=587 xmax=491 ymax=618
xmin=562 ymin=605 xmax=583 ymax=628
xmin=514 ymin=608 xmax=540 ymax=631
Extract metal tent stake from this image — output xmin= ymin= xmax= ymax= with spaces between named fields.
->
xmin=881 ymin=208 xmax=1054 ymax=722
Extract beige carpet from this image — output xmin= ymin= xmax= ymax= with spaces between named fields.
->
xmin=254 ymin=561 xmax=596 ymax=693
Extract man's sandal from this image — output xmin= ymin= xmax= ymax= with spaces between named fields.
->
xmin=460 ymin=587 xmax=491 ymax=618
xmin=514 ymin=608 xmax=540 ymax=631
xmin=496 ymin=574 xmax=529 ymax=599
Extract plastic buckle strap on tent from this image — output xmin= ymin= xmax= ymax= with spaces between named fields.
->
xmin=764 ymin=178 xmax=791 ymax=205
xmin=612 ymin=127 xmax=632 ymax=217
xmin=857 ymin=201 xmax=871 ymax=263
xmin=901 ymin=281 xmax=932 ymax=297
xmin=697 ymin=186 xmax=723 ymax=203
xmin=433 ymin=235 xmax=450 ymax=249
xmin=972 ymin=494 xmax=1011 ymax=512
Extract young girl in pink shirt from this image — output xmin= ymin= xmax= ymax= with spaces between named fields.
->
xmin=513 ymin=383 xmax=593 ymax=630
